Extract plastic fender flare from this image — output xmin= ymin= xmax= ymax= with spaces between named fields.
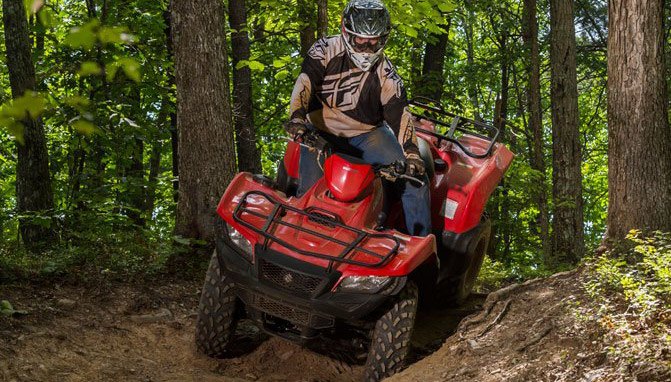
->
xmin=407 ymin=252 xmax=439 ymax=298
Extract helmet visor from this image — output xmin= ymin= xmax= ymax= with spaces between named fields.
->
xmin=345 ymin=29 xmax=388 ymax=53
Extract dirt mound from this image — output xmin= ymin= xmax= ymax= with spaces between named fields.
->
xmin=388 ymin=270 xmax=653 ymax=382
xmin=3 ymin=271 xmax=659 ymax=382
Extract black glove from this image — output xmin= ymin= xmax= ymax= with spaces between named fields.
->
xmin=284 ymin=119 xmax=307 ymax=137
xmin=405 ymin=153 xmax=426 ymax=177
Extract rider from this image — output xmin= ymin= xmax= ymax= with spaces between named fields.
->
xmin=285 ymin=0 xmax=431 ymax=237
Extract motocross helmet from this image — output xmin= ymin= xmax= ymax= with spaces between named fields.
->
xmin=341 ymin=0 xmax=391 ymax=71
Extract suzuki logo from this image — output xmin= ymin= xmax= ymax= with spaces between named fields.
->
xmin=283 ymin=273 xmax=294 ymax=284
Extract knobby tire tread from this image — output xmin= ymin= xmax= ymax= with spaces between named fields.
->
xmin=364 ymin=282 xmax=419 ymax=382
xmin=195 ymin=251 xmax=238 ymax=357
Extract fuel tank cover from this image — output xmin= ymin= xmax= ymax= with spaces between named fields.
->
xmin=324 ymin=154 xmax=375 ymax=202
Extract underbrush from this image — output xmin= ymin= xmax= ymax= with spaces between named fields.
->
xmin=0 ymin=211 xmax=201 ymax=283
xmin=579 ymin=230 xmax=671 ymax=377
xmin=475 ymin=255 xmax=551 ymax=292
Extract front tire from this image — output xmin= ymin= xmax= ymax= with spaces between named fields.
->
xmin=364 ymin=282 xmax=419 ymax=382
xmin=195 ymin=250 xmax=239 ymax=357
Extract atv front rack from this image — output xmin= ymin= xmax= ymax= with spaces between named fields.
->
xmin=409 ymin=97 xmax=500 ymax=158
xmin=232 ymin=191 xmax=401 ymax=270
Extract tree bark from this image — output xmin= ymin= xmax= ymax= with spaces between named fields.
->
xmin=171 ymin=0 xmax=236 ymax=242
xmin=2 ymin=0 xmax=55 ymax=249
xmin=163 ymin=9 xmax=179 ymax=201
xmin=298 ymin=0 xmax=316 ymax=57
xmin=524 ymin=0 xmax=551 ymax=263
xmin=606 ymin=0 xmax=671 ymax=240
xmin=317 ymin=0 xmax=328 ymax=38
xmin=417 ymin=20 xmax=451 ymax=101
xmin=463 ymin=1 xmax=480 ymax=119
xmin=549 ymin=0 xmax=584 ymax=265
xmin=229 ymin=0 xmax=261 ymax=174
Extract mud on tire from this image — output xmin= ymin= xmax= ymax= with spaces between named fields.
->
xmin=195 ymin=250 xmax=239 ymax=357
xmin=364 ymin=281 xmax=419 ymax=382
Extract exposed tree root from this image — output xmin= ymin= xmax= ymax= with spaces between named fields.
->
xmin=477 ymin=299 xmax=512 ymax=338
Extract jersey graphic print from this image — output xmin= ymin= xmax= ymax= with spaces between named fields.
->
xmin=320 ymin=71 xmax=369 ymax=112
xmin=307 ymin=38 xmax=328 ymax=61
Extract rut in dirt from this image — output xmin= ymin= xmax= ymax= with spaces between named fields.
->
xmin=0 ymin=280 xmax=486 ymax=382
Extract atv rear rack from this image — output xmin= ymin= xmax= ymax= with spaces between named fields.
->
xmin=232 ymin=191 xmax=401 ymax=270
xmin=410 ymin=97 xmax=500 ymax=158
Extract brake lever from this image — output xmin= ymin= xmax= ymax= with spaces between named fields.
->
xmin=398 ymin=174 xmax=425 ymax=188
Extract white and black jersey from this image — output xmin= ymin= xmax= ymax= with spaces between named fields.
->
xmin=289 ymin=36 xmax=419 ymax=156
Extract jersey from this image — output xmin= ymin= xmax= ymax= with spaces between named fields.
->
xmin=289 ymin=36 xmax=419 ymax=156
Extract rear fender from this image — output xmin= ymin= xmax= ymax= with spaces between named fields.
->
xmin=429 ymin=137 xmax=514 ymax=234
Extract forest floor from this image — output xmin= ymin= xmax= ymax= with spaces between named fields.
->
xmin=1 ymin=271 xmax=668 ymax=382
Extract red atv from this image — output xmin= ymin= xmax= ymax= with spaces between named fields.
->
xmin=195 ymin=100 xmax=514 ymax=381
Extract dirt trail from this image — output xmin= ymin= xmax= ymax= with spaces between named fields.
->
xmin=0 ymin=278 xmax=481 ymax=382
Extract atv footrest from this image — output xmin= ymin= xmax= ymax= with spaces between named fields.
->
xmin=233 ymin=191 xmax=400 ymax=269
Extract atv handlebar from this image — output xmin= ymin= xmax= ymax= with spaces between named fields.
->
xmin=287 ymin=129 xmax=425 ymax=187
xmin=375 ymin=161 xmax=425 ymax=188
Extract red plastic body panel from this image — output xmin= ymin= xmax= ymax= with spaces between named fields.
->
xmin=324 ymin=154 xmax=376 ymax=202
xmin=283 ymin=141 xmax=300 ymax=178
xmin=416 ymin=130 xmax=514 ymax=234
xmin=217 ymin=173 xmax=437 ymax=281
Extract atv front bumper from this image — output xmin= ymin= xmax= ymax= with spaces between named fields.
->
xmin=216 ymin=238 xmax=406 ymax=337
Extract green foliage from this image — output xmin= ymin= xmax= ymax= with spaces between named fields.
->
xmin=579 ymin=231 xmax=671 ymax=370
xmin=0 ymin=0 xmax=614 ymax=281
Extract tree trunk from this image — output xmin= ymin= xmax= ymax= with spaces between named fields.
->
xmin=463 ymin=2 xmax=480 ymax=119
xmin=317 ymin=0 xmax=328 ymax=38
xmin=171 ymin=0 xmax=237 ymax=242
xmin=417 ymin=19 xmax=451 ymax=101
xmin=524 ymin=0 xmax=551 ymax=262
xmin=163 ymin=9 xmax=179 ymax=201
xmin=606 ymin=0 xmax=671 ymax=240
xmin=2 ymin=0 xmax=55 ymax=249
xmin=229 ymin=0 xmax=261 ymax=174
xmin=298 ymin=0 xmax=316 ymax=57
xmin=549 ymin=0 xmax=584 ymax=265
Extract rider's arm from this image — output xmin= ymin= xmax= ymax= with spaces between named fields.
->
xmin=380 ymin=61 xmax=420 ymax=156
xmin=289 ymin=39 xmax=329 ymax=123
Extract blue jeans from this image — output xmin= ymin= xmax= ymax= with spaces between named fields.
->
xmin=297 ymin=126 xmax=432 ymax=237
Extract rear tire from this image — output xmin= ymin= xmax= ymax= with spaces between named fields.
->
xmin=445 ymin=217 xmax=491 ymax=305
xmin=364 ymin=282 xmax=419 ymax=382
xmin=195 ymin=250 xmax=239 ymax=357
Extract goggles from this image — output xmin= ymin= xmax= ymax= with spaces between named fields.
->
xmin=344 ymin=28 xmax=388 ymax=53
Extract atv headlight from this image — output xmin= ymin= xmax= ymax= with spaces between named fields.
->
xmin=226 ymin=223 xmax=253 ymax=261
xmin=337 ymin=276 xmax=391 ymax=294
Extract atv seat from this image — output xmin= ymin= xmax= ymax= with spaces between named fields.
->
xmin=418 ymin=137 xmax=435 ymax=180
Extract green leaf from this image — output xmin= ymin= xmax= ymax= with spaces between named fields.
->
xmin=98 ymin=26 xmax=133 ymax=45
xmin=0 ymin=300 xmax=12 ymax=311
xmin=3 ymin=92 xmax=47 ymax=120
xmin=273 ymin=59 xmax=285 ymax=68
xmin=173 ymin=235 xmax=191 ymax=245
xmin=78 ymin=61 xmax=103 ymax=76
xmin=119 ymin=58 xmax=141 ymax=82
xmin=274 ymin=70 xmax=289 ymax=80
xmin=235 ymin=60 xmax=249 ymax=70
xmin=438 ymin=1 xmax=457 ymax=13
xmin=106 ymin=62 xmax=120 ymax=82
xmin=72 ymin=120 xmax=96 ymax=136
xmin=38 ymin=8 xmax=56 ymax=28
xmin=64 ymin=20 xmax=100 ymax=49
xmin=247 ymin=60 xmax=265 ymax=71
xmin=63 ymin=95 xmax=91 ymax=109
xmin=4 ymin=120 xmax=25 ymax=145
